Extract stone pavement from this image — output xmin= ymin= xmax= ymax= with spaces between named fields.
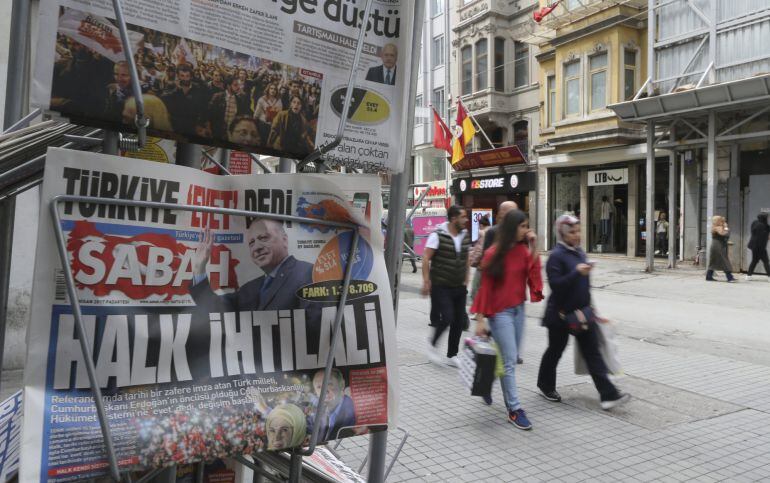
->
xmin=334 ymin=256 xmax=770 ymax=482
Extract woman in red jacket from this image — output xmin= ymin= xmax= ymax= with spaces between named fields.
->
xmin=472 ymin=210 xmax=544 ymax=430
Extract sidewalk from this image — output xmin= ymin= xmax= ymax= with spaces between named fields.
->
xmin=336 ymin=257 xmax=770 ymax=482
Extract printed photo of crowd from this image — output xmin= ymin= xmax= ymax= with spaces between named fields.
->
xmin=132 ymin=369 xmax=361 ymax=467
xmin=49 ymin=8 xmax=323 ymax=157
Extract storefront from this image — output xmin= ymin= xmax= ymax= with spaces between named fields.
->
xmin=452 ymin=171 xmax=537 ymax=241
xmin=410 ymin=180 xmax=449 ymax=209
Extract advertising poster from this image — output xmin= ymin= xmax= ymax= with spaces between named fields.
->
xmin=471 ymin=209 xmax=493 ymax=243
xmin=22 ymin=148 xmax=398 ymax=481
xmin=32 ymin=0 xmax=416 ymax=172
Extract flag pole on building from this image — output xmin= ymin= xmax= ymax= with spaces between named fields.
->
xmin=457 ymin=98 xmax=495 ymax=149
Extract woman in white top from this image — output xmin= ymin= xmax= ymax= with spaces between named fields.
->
xmin=253 ymin=83 xmax=283 ymax=143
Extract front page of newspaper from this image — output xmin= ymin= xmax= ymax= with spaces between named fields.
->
xmin=22 ymin=148 xmax=398 ymax=481
xmin=32 ymin=0 xmax=414 ymax=172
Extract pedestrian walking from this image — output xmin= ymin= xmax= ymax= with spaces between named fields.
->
xmin=655 ymin=212 xmax=669 ymax=256
xmin=422 ymin=206 xmax=471 ymax=367
xmin=471 ymin=210 xmax=543 ymax=429
xmin=404 ymin=221 xmax=418 ymax=273
xmin=706 ymin=215 xmax=735 ymax=282
xmin=468 ymin=214 xmax=491 ymax=303
xmin=746 ymin=213 xmax=770 ymax=281
xmin=537 ymin=214 xmax=630 ymax=411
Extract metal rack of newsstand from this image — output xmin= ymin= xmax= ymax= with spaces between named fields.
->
xmin=0 ymin=0 xmax=427 ymax=481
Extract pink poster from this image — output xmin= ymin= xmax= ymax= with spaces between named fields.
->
xmin=412 ymin=216 xmax=445 ymax=237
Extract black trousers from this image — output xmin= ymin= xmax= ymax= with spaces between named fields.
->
xmin=537 ymin=323 xmax=619 ymax=401
xmin=430 ymin=285 xmax=467 ymax=358
xmin=748 ymin=248 xmax=770 ymax=276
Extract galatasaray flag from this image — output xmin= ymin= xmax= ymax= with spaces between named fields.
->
xmin=432 ymin=107 xmax=453 ymax=155
xmin=451 ymin=101 xmax=477 ymax=165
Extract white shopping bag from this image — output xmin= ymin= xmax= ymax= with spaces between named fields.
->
xmin=574 ymin=322 xmax=623 ymax=375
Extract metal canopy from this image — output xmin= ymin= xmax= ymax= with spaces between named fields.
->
xmin=609 ymin=73 xmax=770 ymax=122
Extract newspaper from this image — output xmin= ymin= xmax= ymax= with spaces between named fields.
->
xmin=32 ymin=0 xmax=415 ymax=172
xmin=22 ymin=148 xmax=399 ymax=481
xmin=0 ymin=391 xmax=22 ymax=482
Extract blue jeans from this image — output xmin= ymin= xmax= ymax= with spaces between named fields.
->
xmin=488 ymin=304 xmax=526 ymax=412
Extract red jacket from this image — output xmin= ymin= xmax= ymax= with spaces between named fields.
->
xmin=471 ymin=242 xmax=544 ymax=317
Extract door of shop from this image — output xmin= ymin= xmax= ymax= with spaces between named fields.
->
xmin=744 ymin=174 xmax=770 ymax=274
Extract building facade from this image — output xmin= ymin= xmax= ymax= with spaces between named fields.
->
xmin=531 ymin=0 xmax=651 ymax=254
xmin=449 ymin=0 xmax=541 ymax=238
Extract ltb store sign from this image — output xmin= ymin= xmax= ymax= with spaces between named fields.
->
xmin=588 ymin=168 xmax=628 ymax=186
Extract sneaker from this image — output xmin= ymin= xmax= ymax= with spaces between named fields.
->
xmin=426 ymin=341 xmax=443 ymax=364
xmin=508 ymin=409 xmax=532 ymax=430
xmin=745 ymin=275 xmax=753 ymax=281
xmin=445 ymin=355 xmax=459 ymax=367
xmin=482 ymin=395 xmax=493 ymax=405
xmin=727 ymin=278 xmax=737 ymax=283
xmin=517 ymin=357 xmax=524 ymax=365
xmin=600 ymin=393 xmax=631 ymax=410
xmin=539 ymin=388 xmax=562 ymax=402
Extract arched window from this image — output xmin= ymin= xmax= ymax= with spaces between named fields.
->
xmin=475 ymin=39 xmax=488 ymax=91
xmin=461 ymin=46 xmax=472 ymax=95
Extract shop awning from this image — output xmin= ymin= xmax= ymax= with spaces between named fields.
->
xmin=609 ymin=73 xmax=770 ymax=122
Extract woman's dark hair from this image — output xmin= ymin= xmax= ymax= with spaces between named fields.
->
xmin=228 ymin=115 xmax=258 ymax=135
xmin=487 ymin=209 xmax=528 ymax=279
xmin=479 ymin=215 xmax=491 ymax=227
xmin=759 ymin=213 xmax=769 ymax=224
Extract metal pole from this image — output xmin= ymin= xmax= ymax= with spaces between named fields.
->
xmin=176 ymin=143 xmax=199 ymax=168
xmin=278 ymin=158 xmax=294 ymax=173
xmin=370 ymin=2 xmax=425 ymax=482
xmin=647 ymin=0 xmax=655 ymax=96
xmin=0 ymin=0 xmax=31 ymax=386
xmin=706 ymin=111 xmax=716 ymax=268
xmin=668 ymin=124 xmax=677 ymax=269
xmin=645 ymin=120 xmax=655 ymax=272
xmin=102 ymin=131 xmax=120 ymax=155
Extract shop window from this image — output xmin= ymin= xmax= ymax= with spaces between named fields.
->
xmin=550 ymin=171 xmax=581 ymax=248
xmin=513 ymin=120 xmax=529 ymax=159
xmin=461 ymin=46 xmax=472 ymax=95
xmin=432 ymin=35 xmax=444 ymax=68
xmin=432 ymin=88 xmax=445 ymax=120
xmin=564 ymin=60 xmax=581 ymax=117
xmin=547 ymin=75 xmax=556 ymax=126
xmin=589 ymin=184 xmax=628 ymax=254
xmin=589 ymin=52 xmax=607 ymax=111
xmin=514 ymin=42 xmax=529 ymax=88
xmin=476 ymin=39 xmax=488 ymax=91
xmin=494 ymin=37 xmax=505 ymax=91
xmin=624 ymin=49 xmax=637 ymax=100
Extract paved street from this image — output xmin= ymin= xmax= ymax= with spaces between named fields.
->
xmin=335 ymin=256 xmax=770 ymax=482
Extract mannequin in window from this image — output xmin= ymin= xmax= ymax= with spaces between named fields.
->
xmin=600 ymin=196 xmax=612 ymax=244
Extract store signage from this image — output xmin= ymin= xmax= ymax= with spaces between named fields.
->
xmin=588 ymin=168 xmax=628 ymax=186
xmin=451 ymin=146 xmax=527 ymax=171
xmin=414 ymin=181 xmax=447 ymax=200
xmin=455 ymin=172 xmax=535 ymax=194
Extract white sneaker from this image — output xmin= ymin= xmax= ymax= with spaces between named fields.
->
xmin=745 ymin=275 xmax=753 ymax=281
xmin=445 ymin=356 xmax=459 ymax=368
xmin=426 ymin=341 xmax=443 ymax=364
xmin=601 ymin=393 xmax=631 ymax=410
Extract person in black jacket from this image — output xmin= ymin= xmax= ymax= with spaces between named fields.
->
xmin=536 ymin=214 xmax=630 ymax=410
xmin=746 ymin=213 xmax=770 ymax=281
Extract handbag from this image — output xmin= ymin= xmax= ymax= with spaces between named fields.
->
xmin=560 ymin=306 xmax=595 ymax=335
xmin=457 ymin=337 xmax=497 ymax=400
xmin=574 ymin=320 xmax=623 ymax=375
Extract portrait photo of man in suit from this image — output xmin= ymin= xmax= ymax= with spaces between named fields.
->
xmin=189 ymin=218 xmax=314 ymax=313
xmin=366 ymin=43 xmax=398 ymax=86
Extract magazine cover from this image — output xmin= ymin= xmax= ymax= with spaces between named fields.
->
xmin=21 ymin=148 xmax=398 ymax=481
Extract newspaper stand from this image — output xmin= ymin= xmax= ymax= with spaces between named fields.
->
xmin=1 ymin=0 xmax=426 ymax=479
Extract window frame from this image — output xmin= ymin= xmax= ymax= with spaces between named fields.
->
xmin=430 ymin=0 xmax=443 ymax=18
xmin=475 ymin=38 xmax=489 ymax=91
xmin=514 ymin=41 xmax=529 ymax=88
xmin=623 ymin=48 xmax=638 ymax=101
xmin=563 ymin=59 xmax=582 ymax=118
xmin=546 ymin=74 xmax=556 ymax=127
xmin=432 ymin=87 xmax=445 ymax=121
xmin=461 ymin=45 xmax=473 ymax=95
xmin=415 ymin=94 xmax=424 ymax=125
xmin=432 ymin=35 xmax=445 ymax=69
xmin=588 ymin=50 xmax=608 ymax=112
xmin=494 ymin=37 xmax=505 ymax=92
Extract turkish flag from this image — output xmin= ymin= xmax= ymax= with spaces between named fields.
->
xmin=432 ymin=107 xmax=453 ymax=155
xmin=534 ymin=1 xmax=561 ymax=23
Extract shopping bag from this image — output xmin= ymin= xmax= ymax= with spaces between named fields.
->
xmin=573 ymin=322 xmax=623 ymax=376
xmin=457 ymin=338 xmax=496 ymax=399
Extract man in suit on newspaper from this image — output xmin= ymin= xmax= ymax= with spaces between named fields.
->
xmin=365 ymin=44 xmax=398 ymax=85
xmin=190 ymin=217 xmax=315 ymax=314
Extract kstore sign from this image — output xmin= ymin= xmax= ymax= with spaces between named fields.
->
xmin=454 ymin=172 xmax=535 ymax=194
